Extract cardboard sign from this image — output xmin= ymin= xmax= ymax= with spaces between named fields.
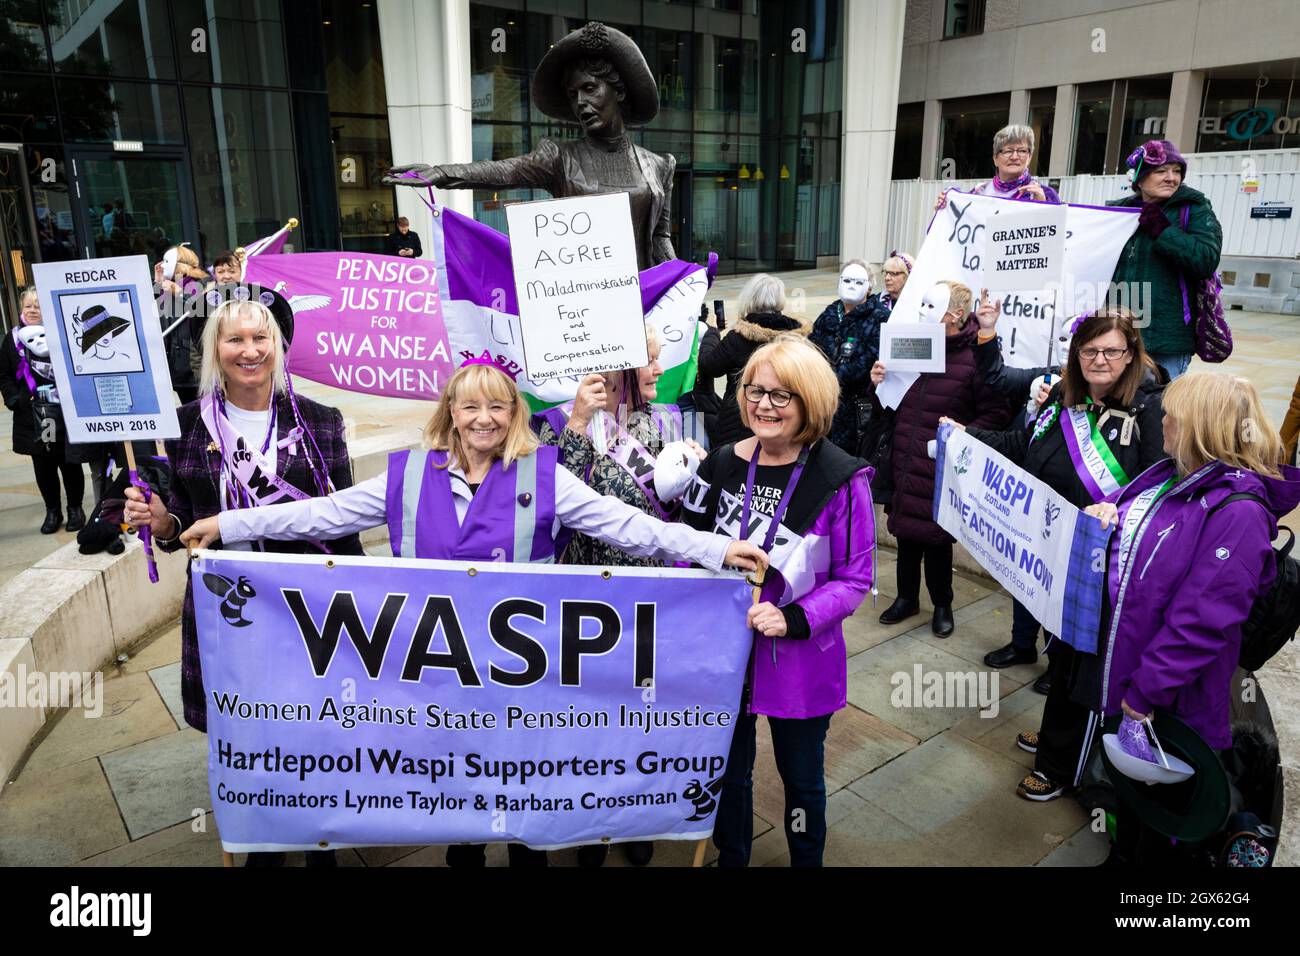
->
xmin=506 ymin=192 xmax=647 ymax=382
xmin=980 ymin=202 xmax=1067 ymax=294
xmin=880 ymin=322 xmax=946 ymax=373
xmin=32 ymin=255 xmax=180 ymax=443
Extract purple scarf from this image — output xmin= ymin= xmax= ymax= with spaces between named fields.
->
xmin=987 ymin=170 xmax=1033 ymax=195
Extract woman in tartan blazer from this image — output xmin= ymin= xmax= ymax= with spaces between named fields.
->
xmin=125 ymin=286 xmax=362 ymax=733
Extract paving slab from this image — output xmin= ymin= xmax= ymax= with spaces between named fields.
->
xmin=116 ymin=624 xmax=182 ymax=676
xmin=0 ymin=757 xmax=128 ymax=866
xmin=1036 ymin=824 xmax=1110 ymax=867
xmin=99 ymin=728 xmax=211 ymax=841
xmin=148 ymin=662 xmax=185 ymax=727
xmin=848 ymin=732 xmax=1087 ymax=866
xmin=21 ymin=671 xmax=177 ymax=777
xmin=847 ymin=634 xmax=1014 ymax=740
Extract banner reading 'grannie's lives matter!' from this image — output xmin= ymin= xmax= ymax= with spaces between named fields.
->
xmin=193 ymin=551 xmax=753 ymax=852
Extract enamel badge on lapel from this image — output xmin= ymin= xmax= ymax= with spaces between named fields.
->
xmin=517 ymin=492 xmax=533 ymax=507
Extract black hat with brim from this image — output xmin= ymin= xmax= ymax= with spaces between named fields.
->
xmin=80 ymin=305 xmax=131 ymax=353
xmin=531 ymin=21 xmax=659 ymax=127
xmin=1101 ymin=711 xmax=1232 ymax=843
xmin=200 ymin=282 xmax=295 ymax=347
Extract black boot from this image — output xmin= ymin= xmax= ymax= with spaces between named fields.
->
xmin=879 ymin=596 xmax=920 ymax=625
xmin=66 ymin=505 xmax=86 ymax=533
xmin=40 ymin=508 xmax=63 ymax=534
xmin=931 ymin=605 xmax=954 ymax=637
xmin=984 ymin=642 xmax=1037 ymax=668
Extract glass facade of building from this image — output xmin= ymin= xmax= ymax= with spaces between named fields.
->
xmin=466 ymin=0 xmax=843 ymax=274
xmin=0 ymin=0 xmax=393 ymax=298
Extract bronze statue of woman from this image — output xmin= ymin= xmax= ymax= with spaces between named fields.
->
xmin=384 ymin=21 xmax=676 ymax=271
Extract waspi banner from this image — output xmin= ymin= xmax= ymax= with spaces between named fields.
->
xmin=933 ymin=424 xmax=1111 ymax=652
xmin=193 ymin=551 xmax=753 ymax=852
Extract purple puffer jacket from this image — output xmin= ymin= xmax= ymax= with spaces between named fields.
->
xmin=752 ymin=468 xmax=876 ymax=719
xmin=1101 ymin=459 xmax=1300 ymax=748
xmin=885 ymin=319 xmax=1013 ymax=543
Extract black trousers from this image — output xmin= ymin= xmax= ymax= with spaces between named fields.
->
xmin=31 ymin=455 xmax=84 ymax=511
xmin=894 ymin=537 xmax=954 ymax=606
xmin=1034 ymin=642 xmax=1099 ymax=786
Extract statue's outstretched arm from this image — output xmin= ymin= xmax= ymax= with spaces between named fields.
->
xmin=385 ymin=141 xmax=561 ymax=193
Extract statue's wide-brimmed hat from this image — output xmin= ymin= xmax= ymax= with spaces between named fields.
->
xmin=531 ymin=21 xmax=659 ymax=127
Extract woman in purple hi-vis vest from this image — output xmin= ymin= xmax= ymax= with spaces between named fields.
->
xmin=183 ymin=353 xmax=768 ymax=867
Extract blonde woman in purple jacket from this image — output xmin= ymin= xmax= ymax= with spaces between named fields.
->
xmin=678 ymin=336 xmax=875 ymax=866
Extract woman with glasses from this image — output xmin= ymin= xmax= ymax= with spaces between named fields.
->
xmin=943 ymin=308 xmax=1166 ymax=803
xmin=873 ymin=252 xmax=914 ymax=315
xmin=674 ymin=335 xmax=874 ymax=867
xmin=934 ymin=124 xmax=1061 ymax=212
xmin=869 ymin=281 xmax=1013 ymax=639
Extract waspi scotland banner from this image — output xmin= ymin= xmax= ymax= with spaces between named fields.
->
xmin=193 ymin=551 xmax=753 ymax=852
xmin=933 ymin=424 xmax=1111 ymax=652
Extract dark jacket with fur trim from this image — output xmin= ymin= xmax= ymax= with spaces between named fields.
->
xmin=697 ymin=311 xmax=807 ymax=446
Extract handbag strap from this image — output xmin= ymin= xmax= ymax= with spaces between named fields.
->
xmin=1177 ymin=205 xmax=1193 ymax=326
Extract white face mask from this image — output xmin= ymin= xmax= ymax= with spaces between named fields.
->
xmin=161 ymin=248 xmax=179 ymax=281
xmin=17 ymin=325 xmax=49 ymax=358
xmin=1053 ymin=334 xmax=1072 ymax=368
xmin=837 ymin=265 xmax=871 ymax=304
xmin=918 ymin=284 xmax=952 ymax=324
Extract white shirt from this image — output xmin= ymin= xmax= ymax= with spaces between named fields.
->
xmin=218 ymin=455 xmax=732 ymax=570
xmin=218 ymin=404 xmax=278 ymax=553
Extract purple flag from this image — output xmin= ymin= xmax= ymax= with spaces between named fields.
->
xmin=194 ymin=551 xmax=752 ymax=852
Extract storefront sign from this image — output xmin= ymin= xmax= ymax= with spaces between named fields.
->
xmin=1142 ymin=107 xmax=1300 ymax=140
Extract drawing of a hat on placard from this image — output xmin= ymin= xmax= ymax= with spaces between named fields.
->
xmin=75 ymin=304 xmax=132 ymax=359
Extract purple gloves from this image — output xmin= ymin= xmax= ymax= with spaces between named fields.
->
xmin=1138 ymin=202 xmax=1170 ymax=238
xmin=1118 ymin=715 xmax=1157 ymax=763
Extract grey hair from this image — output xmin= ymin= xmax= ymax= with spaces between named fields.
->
xmin=737 ymin=273 xmax=786 ymax=318
xmin=993 ymin=124 xmax=1035 ymax=155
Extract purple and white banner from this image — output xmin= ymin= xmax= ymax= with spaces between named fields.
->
xmin=933 ymin=423 xmax=1111 ymax=653
xmin=245 ymin=252 xmax=455 ymax=402
xmin=194 ymin=550 xmax=752 ymax=852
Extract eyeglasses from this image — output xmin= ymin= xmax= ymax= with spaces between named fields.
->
xmin=883 ymin=270 xmax=908 ymax=278
xmin=997 ymin=147 xmax=1031 ymax=157
xmin=1078 ymin=347 xmax=1130 ymax=362
xmin=742 ymin=384 xmax=798 ymax=407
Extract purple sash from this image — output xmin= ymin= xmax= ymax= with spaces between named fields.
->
xmin=200 ymin=393 xmax=332 ymax=552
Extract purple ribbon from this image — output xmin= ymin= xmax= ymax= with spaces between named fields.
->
xmin=131 ymin=468 xmax=160 ymax=584
xmin=12 ymin=332 xmax=36 ymax=393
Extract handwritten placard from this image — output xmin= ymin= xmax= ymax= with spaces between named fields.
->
xmin=506 ymin=193 xmax=647 ymax=382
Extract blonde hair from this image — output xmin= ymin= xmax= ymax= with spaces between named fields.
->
xmin=1162 ymin=373 xmax=1285 ymax=478
xmin=938 ymin=279 xmax=973 ymax=318
xmin=199 ymin=301 xmax=288 ymax=397
xmin=737 ymin=273 xmax=786 ymax=318
xmin=738 ymin=334 xmax=840 ymax=445
xmin=883 ymin=253 xmax=913 ymax=275
xmin=171 ymin=245 xmax=209 ymax=282
xmin=423 ymin=364 xmax=538 ymax=470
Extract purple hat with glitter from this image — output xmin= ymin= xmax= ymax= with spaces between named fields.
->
xmin=1125 ymin=139 xmax=1187 ymax=189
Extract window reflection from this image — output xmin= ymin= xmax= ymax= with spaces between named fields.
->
xmin=173 ymin=0 xmax=286 ymax=87
xmin=49 ymin=0 xmax=174 ymax=79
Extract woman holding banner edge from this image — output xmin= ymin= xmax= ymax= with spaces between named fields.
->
xmin=180 ymin=353 xmax=768 ymax=867
xmin=943 ymin=305 xmax=1166 ymax=803
xmin=123 ymin=283 xmax=364 ymax=867
xmin=533 ymin=324 xmax=695 ymax=866
xmin=669 ymin=335 xmax=875 ymax=867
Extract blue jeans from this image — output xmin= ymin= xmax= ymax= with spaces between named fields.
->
xmin=1149 ymin=352 xmax=1192 ymax=382
xmin=714 ymin=711 xmax=832 ymax=867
